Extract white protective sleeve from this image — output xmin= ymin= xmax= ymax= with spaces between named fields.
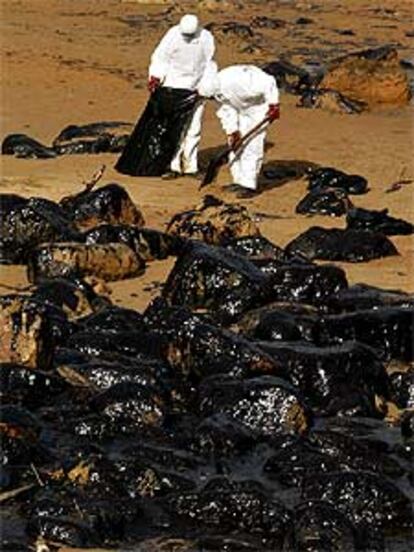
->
xmin=148 ymin=28 xmax=176 ymax=81
xmin=263 ymin=73 xmax=280 ymax=105
xmin=216 ymin=103 xmax=239 ymax=135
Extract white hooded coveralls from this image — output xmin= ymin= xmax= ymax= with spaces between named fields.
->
xmin=215 ymin=65 xmax=279 ymax=190
xmin=149 ymin=26 xmax=215 ymax=174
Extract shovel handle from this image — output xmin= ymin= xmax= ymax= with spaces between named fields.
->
xmin=199 ymin=114 xmax=273 ymax=190
xmin=233 ymin=114 xmax=272 ymax=154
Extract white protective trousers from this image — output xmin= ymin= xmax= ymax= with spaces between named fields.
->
xmin=228 ymin=103 xmax=269 ymax=190
xmin=170 ymin=101 xmax=204 ymax=174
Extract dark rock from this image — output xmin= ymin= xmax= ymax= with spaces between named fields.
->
xmin=0 ymin=295 xmax=69 ymax=369
xmin=307 ymin=167 xmax=368 ymax=194
xmin=296 ymin=188 xmax=352 ymax=216
xmin=88 ymin=381 xmax=165 ymax=433
xmin=257 ymin=340 xmax=389 ymax=415
xmin=0 ymin=194 xmax=82 ymax=264
xmin=52 ymin=121 xmax=132 ymax=155
xmin=27 ymin=515 xmax=98 ymax=548
xmin=66 ymin=328 xmax=165 ymax=362
xmin=1 ymin=134 xmax=57 ymax=159
xmin=295 ymin=17 xmax=313 ymax=25
xmin=323 ymin=283 xmax=414 ymax=313
xmin=32 ymin=276 xmax=110 ymax=319
xmin=205 ymin=21 xmax=254 ymax=39
xmin=251 ymin=16 xmax=287 ymax=29
xmin=298 ymin=88 xmax=367 ymax=113
xmin=27 ymin=242 xmax=145 ymax=283
xmin=187 ymin=413 xmax=257 ymax=460
xmin=334 ymin=29 xmax=355 ymax=36
xmin=0 ymin=364 xmax=66 ymax=408
xmin=84 ymin=224 xmax=184 ymax=260
xmin=286 ymin=227 xmax=398 ymax=262
xmin=262 ymin=59 xmax=319 ymax=94
xmin=144 ymin=299 xmax=281 ymax=379
xmin=166 ymin=195 xmax=259 ymax=245
xmin=264 ymin=436 xmax=340 ymax=488
xmin=288 ymin=500 xmax=357 ymax=551
xmin=318 ymin=307 xmax=414 ymax=361
xmin=162 ymin=241 xmax=269 ymax=324
xmin=78 ymin=305 xmax=146 ymax=333
xmin=163 ymin=477 xmax=292 ymax=545
xmin=199 ymin=375 xmax=311 ymax=437
xmin=264 ymin=263 xmax=348 ymax=304
xmin=346 ymin=207 xmax=414 ymax=235
xmin=302 ymin=471 xmax=412 ymax=541
xmin=389 ymin=368 xmax=414 ymax=409
xmin=0 ymin=405 xmax=42 ymax=489
xmin=249 ymin=310 xmax=313 ymax=342
xmin=60 ymin=183 xmax=145 ymax=231
xmin=224 ymin=235 xmax=288 ymax=262
xmin=233 ymin=302 xmax=319 ymax=341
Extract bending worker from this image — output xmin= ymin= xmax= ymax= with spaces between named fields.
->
xmin=201 ymin=65 xmax=280 ymax=198
xmin=148 ymin=14 xmax=215 ymax=179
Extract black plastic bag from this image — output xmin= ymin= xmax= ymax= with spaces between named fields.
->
xmin=114 ymin=87 xmax=198 ymax=177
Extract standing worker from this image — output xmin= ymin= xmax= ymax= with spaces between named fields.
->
xmin=200 ymin=65 xmax=280 ymax=198
xmin=148 ymin=14 xmax=216 ymax=179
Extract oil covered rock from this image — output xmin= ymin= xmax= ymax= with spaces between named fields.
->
xmin=60 ymin=183 xmax=145 ymax=231
xmin=318 ymin=307 xmax=414 ymax=361
xmin=286 ymin=226 xmax=398 ymax=262
xmin=1 ymin=133 xmax=57 ymax=158
xmin=31 ymin=276 xmax=110 ymax=320
xmin=84 ymin=224 xmax=184 ymax=261
xmin=0 ymin=405 xmax=42 ymax=489
xmin=346 ymin=206 xmax=414 ymax=235
xmin=166 ymin=195 xmax=260 ymax=245
xmin=298 ymin=87 xmax=366 ymax=113
xmin=144 ymin=300 xmax=281 ymax=379
xmin=307 ymin=167 xmax=368 ymax=195
xmin=199 ymin=375 xmax=311 ymax=437
xmin=27 ymin=242 xmax=145 ymax=283
xmin=287 ymin=500 xmax=357 ymax=551
xmin=162 ymin=241 xmax=269 ymax=324
xmin=0 ymin=295 xmax=68 ymax=369
xmin=162 ymin=477 xmax=292 ymax=547
xmin=223 ymin=235 xmax=289 ymax=262
xmin=296 ymin=187 xmax=352 ymax=217
xmin=52 ymin=121 xmax=132 ymax=155
xmin=257 ymin=340 xmax=389 ymax=416
xmin=0 ymin=194 xmax=81 ymax=264
xmin=263 ymin=262 xmax=348 ymax=304
xmin=323 ymin=283 xmax=414 ymax=313
xmin=302 ymin=471 xmax=412 ymax=544
xmin=244 ymin=308 xmax=319 ymax=342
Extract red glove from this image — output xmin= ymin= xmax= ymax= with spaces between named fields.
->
xmin=267 ymin=103 xmax=280 ymax=122
xmin=228 ymin=130 xmax=242 ymax=151
xmin=148 ymin=76 xmax=161 ymax=94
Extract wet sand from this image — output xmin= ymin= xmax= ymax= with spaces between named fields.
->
xmin=1 ymin=0 xmax=413 ymax=311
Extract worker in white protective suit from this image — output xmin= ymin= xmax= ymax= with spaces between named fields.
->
xmin=200 ymin=65 xmax=280 ymax=198
xmin=148 ymin=14 xmax=216 ymax=179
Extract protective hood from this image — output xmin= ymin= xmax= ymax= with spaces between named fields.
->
xmin=179 ymin=14 xmax=199 ymax=36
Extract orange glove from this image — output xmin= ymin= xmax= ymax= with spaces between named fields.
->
xmin=228 ymin=130 xmax=242 ymax=151
xmin=148 ymin=76 xmax=161 ymax=94
xmin=267 ymin=103 xmax=280 ymax=122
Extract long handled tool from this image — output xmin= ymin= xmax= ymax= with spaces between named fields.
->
xmin=200 ymin=114 xmax=272 ymax=189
